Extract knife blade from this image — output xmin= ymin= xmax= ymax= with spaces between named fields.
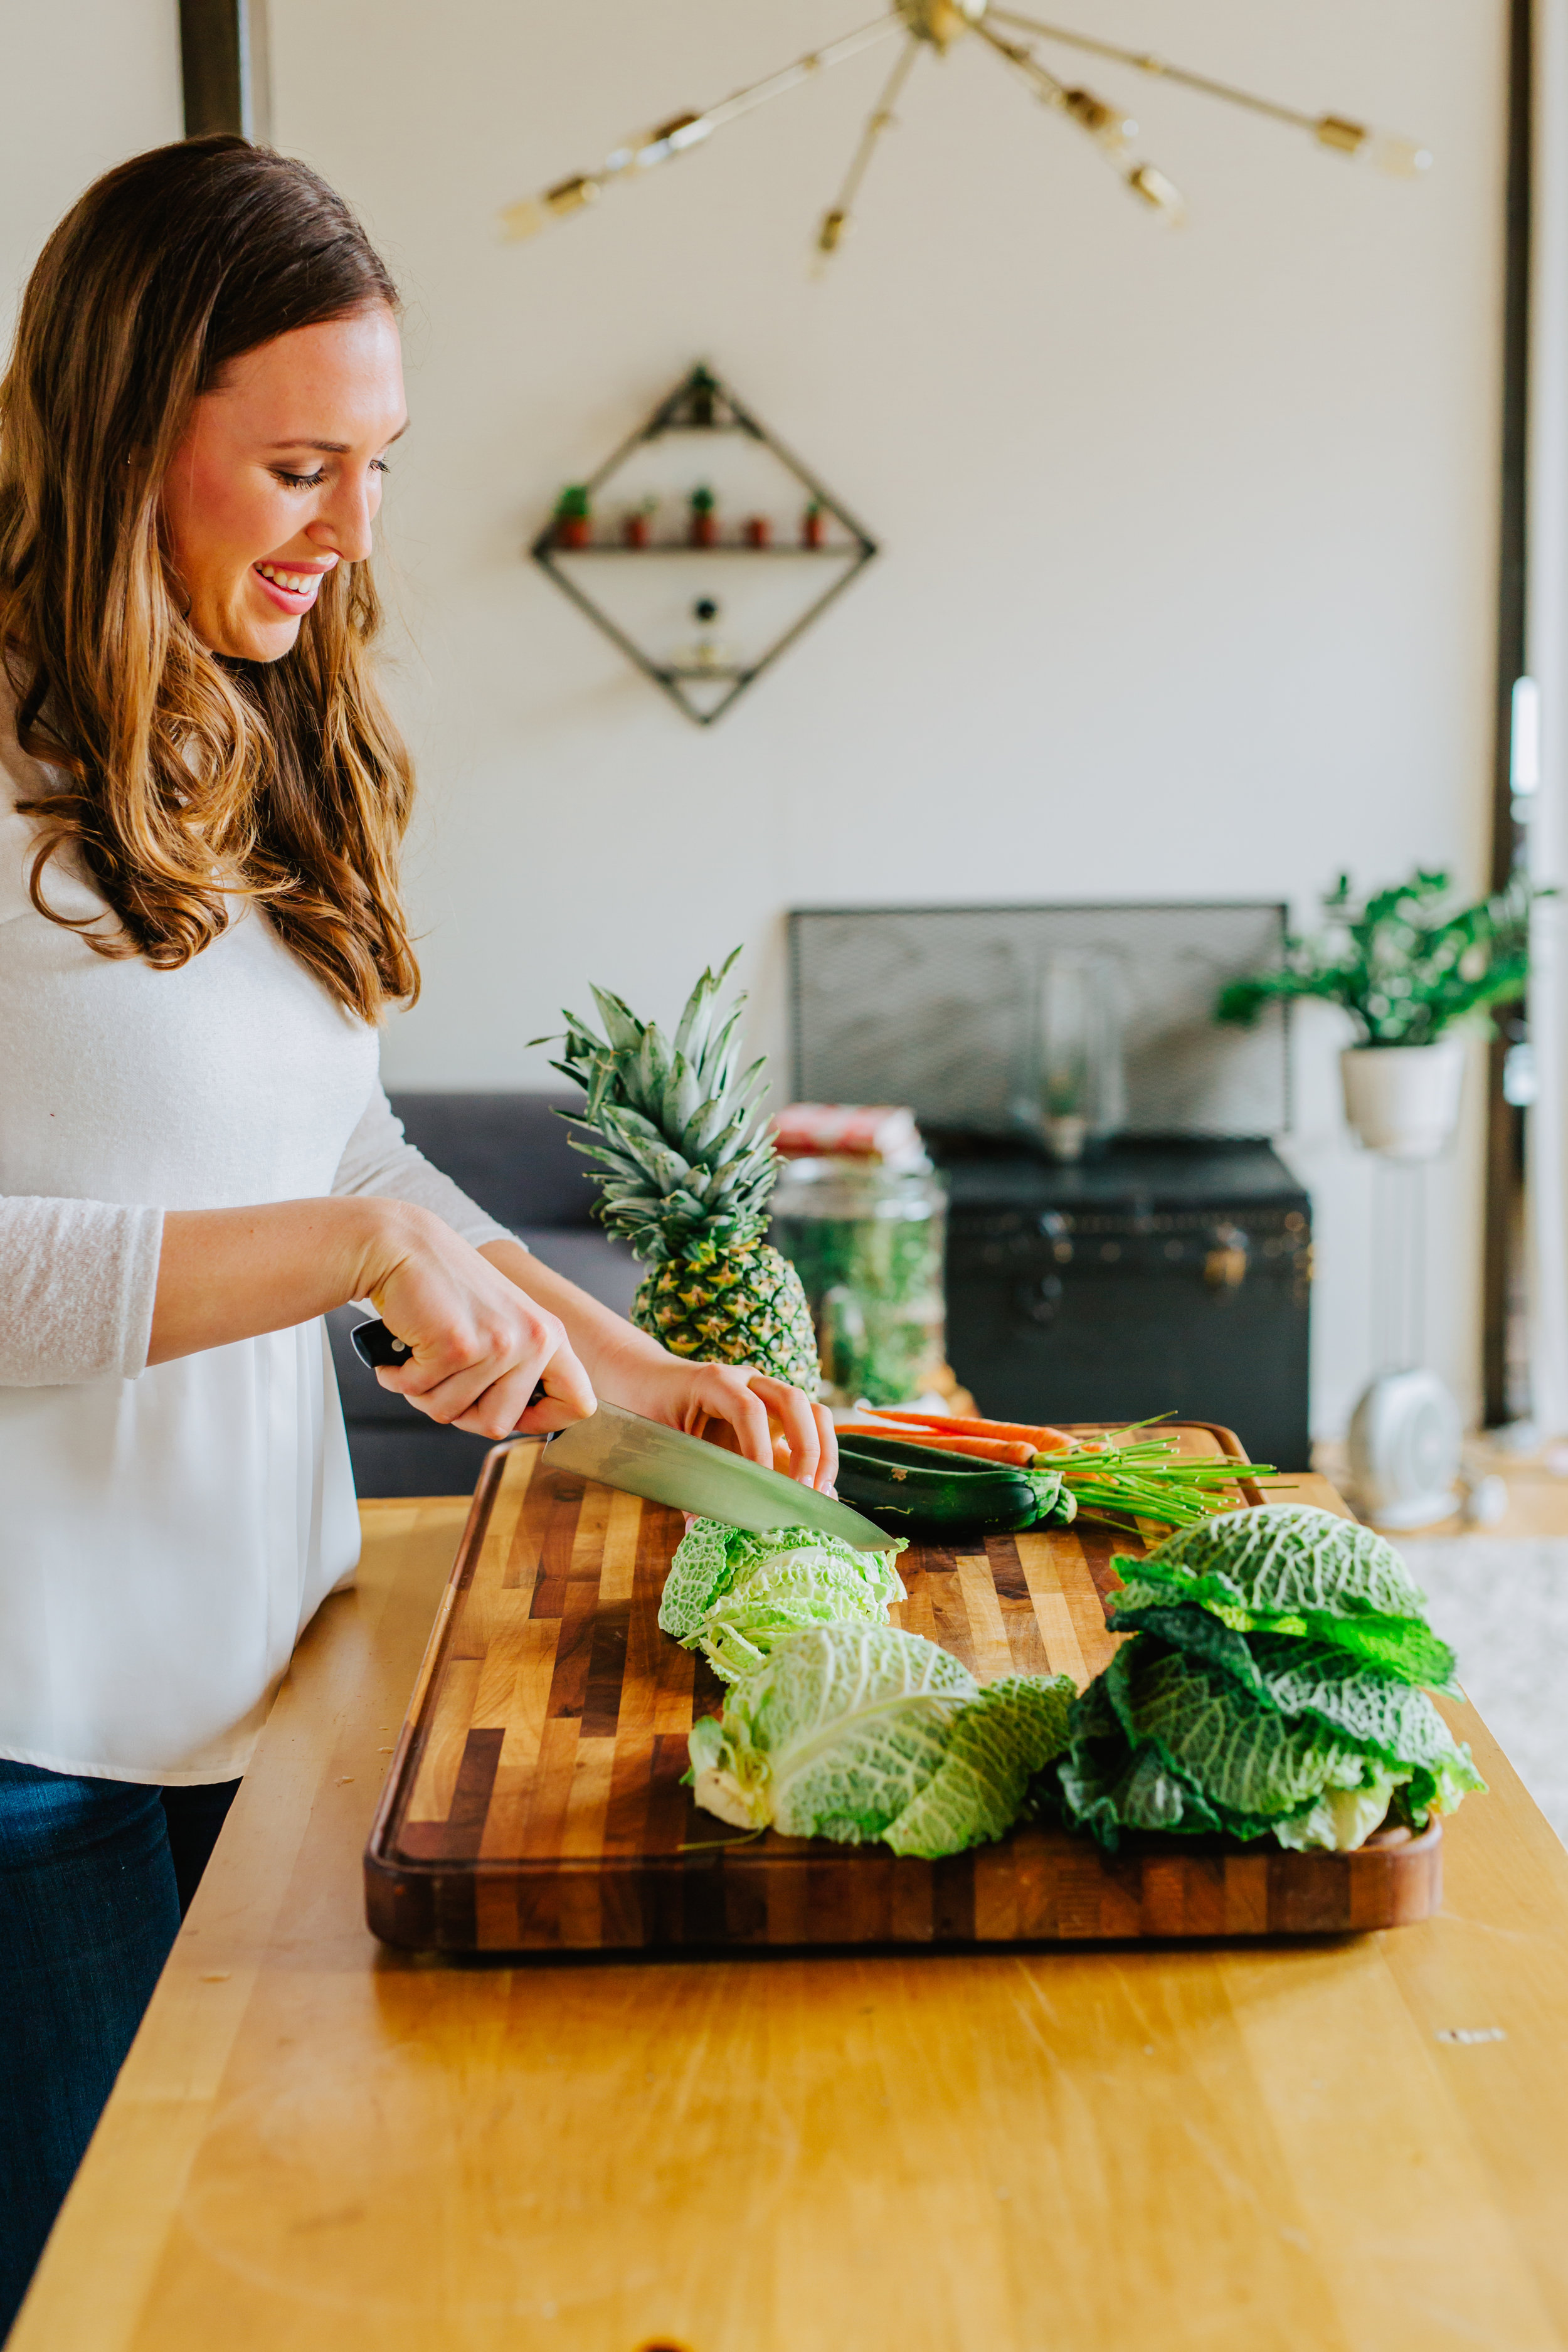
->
xmin=543 ymin=1399 xmax=890 ymax=1551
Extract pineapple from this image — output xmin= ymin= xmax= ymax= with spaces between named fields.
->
xmin=541 ymin=951 xmax=820 ymax=1391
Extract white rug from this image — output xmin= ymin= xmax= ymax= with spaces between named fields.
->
xmin=1392 ymin=1537 xmax=1568 ymax=1843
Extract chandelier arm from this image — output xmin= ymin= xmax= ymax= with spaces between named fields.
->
xmin=699 ymin=15 xmax=904 ymax=136
xmin=501 ymin=14 xmax=902 ymax=238
xmin=986 ymin=10 xmax=1320 ymax=132
xmin=972 ymin=18 xmax=1070 ymax=103
xmin=974 ymin=19 xmax=1186 ymax=221
xmin=816 ymin=34 xmax=925 ymax=255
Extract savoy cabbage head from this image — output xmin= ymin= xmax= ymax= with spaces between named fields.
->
xmin=687 ymin=1622 xmax=1074 ymax=1855
xmin=1051 ymin=1503 xmax=1485 ymax=1854
xmin=660 ymin=1518 xmax=906 ymax=1684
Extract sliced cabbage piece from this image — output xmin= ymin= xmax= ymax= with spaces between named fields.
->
xmin=689 ymin=1623 xmax=977 ymax=1843
xmin=659 ymin=1518 xmax=906 ymax=1669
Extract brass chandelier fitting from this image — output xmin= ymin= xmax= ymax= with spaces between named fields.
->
xmin=501 ymin=0 xmax=1430 ymax=253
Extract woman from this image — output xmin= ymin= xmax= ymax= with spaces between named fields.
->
xmin=0 ymin=135 xmax=835 ymax=2321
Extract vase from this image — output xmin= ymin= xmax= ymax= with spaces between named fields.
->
xmin=1339 ymin=1040 xmax=1465 ymax=1162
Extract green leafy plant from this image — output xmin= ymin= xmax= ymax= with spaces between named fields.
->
xmin=553 ymin=482 xmax=591 ymax=519
xmin=689 ymin=484 xmax=716 ymax=514
xmin=1215 ymin=868 xmax=1541 ymax=1047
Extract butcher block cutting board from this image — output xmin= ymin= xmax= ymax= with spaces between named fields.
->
xmin=364 ymin=1425 xmax=1441 ymax=1952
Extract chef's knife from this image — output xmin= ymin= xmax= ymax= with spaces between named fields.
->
xmin=351 ymin=1323 xmax=877 ymax=1548
xmin=544 ymin=1398 xmax=889 ymax=1551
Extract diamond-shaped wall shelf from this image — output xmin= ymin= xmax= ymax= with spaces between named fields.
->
xmin=531 ymin=365 xmax=878 ymax=726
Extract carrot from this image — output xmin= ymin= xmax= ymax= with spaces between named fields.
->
xmin=867 ymin=1409 xmax=1073 ymax=1453
xmin=835 ymin=1426 xmax=1038 ymax=1467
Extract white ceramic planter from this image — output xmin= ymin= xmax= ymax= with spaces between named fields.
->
xmin=1340 ymin=1039 xmax=1465 ymax=1162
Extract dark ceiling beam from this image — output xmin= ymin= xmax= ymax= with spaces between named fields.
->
xmin=179 ymin=0 xmax=270 ymax=140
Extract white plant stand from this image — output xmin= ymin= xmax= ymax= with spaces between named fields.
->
xmin=1343 ymin=1052 xmax=1466 ymax=1528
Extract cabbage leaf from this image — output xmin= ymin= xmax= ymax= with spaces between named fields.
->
xmin=1110 ymin=1505 xmax=1458 ymax=1690
xmin=884 ymin=1674 xmax=1076 ymax=1858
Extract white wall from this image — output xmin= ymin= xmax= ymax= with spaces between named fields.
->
xmin=4 ymin=2 xmax=1507 ymax=1439
xmin=0 ymin=0 xmax=182 ymax=329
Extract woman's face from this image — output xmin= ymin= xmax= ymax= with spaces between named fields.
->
xmin=160 ymin=305 xmax=406 ymax=662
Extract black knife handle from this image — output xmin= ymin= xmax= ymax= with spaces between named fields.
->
xmin=349 ymin=1318 xmax=544 ymax=1409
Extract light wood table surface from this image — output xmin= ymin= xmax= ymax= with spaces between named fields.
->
xmin=14 ymin=1477 xmax=1568 ymax=2352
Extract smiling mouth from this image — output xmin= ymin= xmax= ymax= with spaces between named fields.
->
xmin=253 ymin=561 xmax=332 ymax=611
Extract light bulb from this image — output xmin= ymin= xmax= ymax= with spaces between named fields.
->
xmin=500 ymin=175 xmax=600 ymax=240
xmin=1316 ymin=116 xmax=1433 ymax=177
xmin=1062 ymin=87 xmax=1136 ymax=159
xmin=1127 ymin=163 xmax=1185 ymax=223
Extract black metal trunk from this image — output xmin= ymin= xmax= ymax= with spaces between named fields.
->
xmin=936 ymin=1140 xmax=1312 ymax=1472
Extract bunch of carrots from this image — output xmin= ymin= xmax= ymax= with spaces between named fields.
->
xmin=834 ymin=1409 xmax=1278 ymax=1531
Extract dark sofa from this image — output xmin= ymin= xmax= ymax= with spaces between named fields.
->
xmin=326 ymin=1092 xmax=639 ymax=1497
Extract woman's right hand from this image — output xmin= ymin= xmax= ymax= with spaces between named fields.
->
xmin=362 ymin=1204 xmax=596 ymax=1439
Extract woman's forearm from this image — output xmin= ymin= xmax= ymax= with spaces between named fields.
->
xmin=147 ymin=1197 xmax=400 ymax=1364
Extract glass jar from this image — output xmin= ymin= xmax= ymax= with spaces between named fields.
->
xmin=770 ymin=1156 xmax=948 ymax=1407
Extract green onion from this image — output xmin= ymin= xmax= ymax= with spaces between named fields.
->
xmin=1036 ymin=1426 xmax=1279 ymax=1532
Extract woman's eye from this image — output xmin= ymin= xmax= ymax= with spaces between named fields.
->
xmin=272 ymin=468 xmax=327 ymax=490
xmin=371 ymin=458 xmax=391 ymax=476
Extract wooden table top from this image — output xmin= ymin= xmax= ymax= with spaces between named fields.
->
xmin=16 ymin=1475 xmax=1568 ymax=2352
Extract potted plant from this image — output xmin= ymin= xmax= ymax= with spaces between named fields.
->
xmin=1216 ymin=868 xmax=1540 ymax=1160
xmin=689 ymin=484 xmax=718 ymax=548
xmin=553 ymin=484 xmax=592 ymax=548
xmin=623 ymin=497 xmax=657 ymax=549
xmin=802 ymin=497 xmax=825 ymax=549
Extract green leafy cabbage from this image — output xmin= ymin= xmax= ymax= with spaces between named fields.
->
xmin=1110 ymin=1505 xmax=1458 ymax=1691
xmin=687 ymin=1622 xmax=1074 ymax=1855
xmin=660 ymin=1518 xmax=907 ymax=1683
xmin=1046 ymin=1502 xmax=1484 ymax=1854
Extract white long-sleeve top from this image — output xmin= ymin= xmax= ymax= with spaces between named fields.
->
xmin=0 ymin=679 xmax=510 ymax=1784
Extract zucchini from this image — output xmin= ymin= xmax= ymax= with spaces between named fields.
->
xmin=835 ymin=1433 xmax=1074 ymax=1535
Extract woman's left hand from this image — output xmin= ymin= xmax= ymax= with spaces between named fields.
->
xmin=472 ymin=1239 xmax=837 ymax=1492
xmin=606 ymin=1355 xmax=839 ymax=1495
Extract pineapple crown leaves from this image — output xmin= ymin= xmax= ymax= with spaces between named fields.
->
xmin=529 ymin=950 xmax=781 ymax=1264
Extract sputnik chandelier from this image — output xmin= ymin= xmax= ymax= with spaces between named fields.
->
xmin=502 ymin=0 xmax=1430 ymax=252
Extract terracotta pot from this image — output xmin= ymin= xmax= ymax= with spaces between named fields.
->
xmin=802 ymin=510 xmax=825 ymax=548
xmin=690 ymin=512 xmax=718 ymax=548
xmin=744 ymin=516 xmax=771 ymax=548
xmin=1339 ymin=1040 xmax=1465 ymax=1161
xmin=556 ymin=515 xmax=590 ymax=549
xmin=623 ymin=513 xmax=649 ymax=548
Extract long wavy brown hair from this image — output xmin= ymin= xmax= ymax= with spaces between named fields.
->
xmin=0 ymin=135 xmax=419 ymax=1019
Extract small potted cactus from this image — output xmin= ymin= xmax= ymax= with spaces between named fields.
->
xmin=744 ymin=514 xmax=772 ymax=548
xmin=623 ymin=497 xmax=657 ymax=549
xmin=802 ymin=498 xmax=825 ymax=549
xmin=553 ymin=484 xmax=592 ymax=549
xmin=689 ymin=484 xmax=718 ymax=548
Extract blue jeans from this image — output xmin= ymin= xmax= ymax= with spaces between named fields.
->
xmin=0 ymin=1764 xmax=238 ymax=2333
